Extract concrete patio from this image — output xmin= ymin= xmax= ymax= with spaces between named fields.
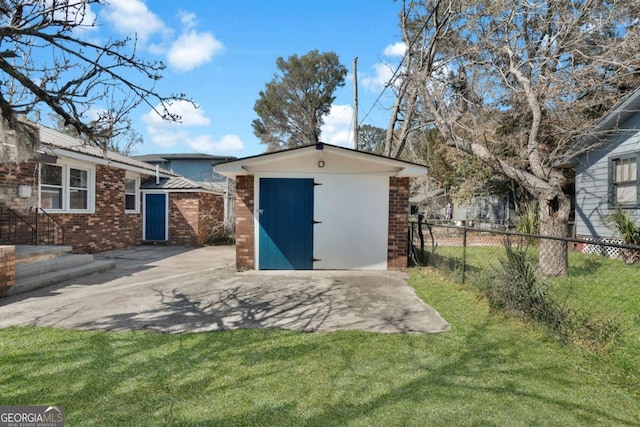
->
xmin=0 ymin=245 xmax=449 ymax=334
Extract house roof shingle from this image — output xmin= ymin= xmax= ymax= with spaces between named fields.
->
xmin=37 ymin=125 xmax=178 ymax=177
xmin=140 ymin=176 xmax=224 ymax=193
xmin=568 ymin=86 xmax=640 ymax=162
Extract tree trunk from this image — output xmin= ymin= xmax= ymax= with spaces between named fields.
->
xmin=537 ymin=193 xmax=571 ymax=277
xmin=0 ymin=115 xmax=38 ymax=165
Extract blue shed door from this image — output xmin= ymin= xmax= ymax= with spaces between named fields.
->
xmin=259 ymin=178 xmax=314 ymax=270
xmin=145 ymin=193 xmax=167 ymax=241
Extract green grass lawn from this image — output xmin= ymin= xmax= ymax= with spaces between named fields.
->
xmin=1 ymin=268 xmax=639 ymax=426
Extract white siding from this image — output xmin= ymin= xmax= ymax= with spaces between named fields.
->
xmin=253 ymin=154 xmax=391 ymax=270
xmin=313 ymin=174 xmax=389 ymax=270
xmin=575 ymin=113 xmax=640 ymax=238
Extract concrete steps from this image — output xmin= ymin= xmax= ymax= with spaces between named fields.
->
xmin=9 ymin=246 xmax=115 ymax=296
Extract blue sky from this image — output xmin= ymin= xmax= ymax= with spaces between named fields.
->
xmin=57 ymin=0 xmax=407 ymax=158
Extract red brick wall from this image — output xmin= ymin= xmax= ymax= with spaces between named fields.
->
xmin=49 ymin=165 xmax=142 ymax=253
xmin=0 ymin=162 xmax=39 ymax=210
xmin=235 ymin=175 xmax=255 ymax=271
xmin=168 ymin=192 xmax=225 ymax=246
xmin=0 ymin=246 xmax=15 ymax=296
xmin=198 ymin=192 xmax=224 ymax=244
xmin=1 ymin=162 xmax=141 ymax=253
xmin=388 ymin=177 xmax=410 ymax=271
xmin=169 ymin=192 xmax=199 ymax=246
xmin=1 ymin=161 xmax=228 ymax=253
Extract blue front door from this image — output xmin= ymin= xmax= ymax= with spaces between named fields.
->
xmin=259 ymin=178 xmax=314 ymax=270
xmin=145 ymin=193 xmax=167 ymax=241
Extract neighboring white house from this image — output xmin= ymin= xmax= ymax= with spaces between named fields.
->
xmin=572 ymin=87 xmax=640 ymax=240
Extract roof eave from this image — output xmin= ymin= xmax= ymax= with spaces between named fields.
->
xmin=569 ymin=86 xmax=640 ymax=161
xmin=215 ymin=143 xmax=428 ymax=178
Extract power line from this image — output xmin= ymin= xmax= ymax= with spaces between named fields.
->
xmin=358 ymin=0 xmax=442 ymax=126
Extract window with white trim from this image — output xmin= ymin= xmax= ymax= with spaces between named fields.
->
xmin=41 ymin=164 xmax=63 ymax=209
xmin=609 ymin=153 xmax=639 ymax=208
xmin=69 ymin=167 xmax=89 ymax=209
xmin=125 ymin=172 xmax=140 ymax=212
xmin=40 ymin=162 xmax=94 ymax=212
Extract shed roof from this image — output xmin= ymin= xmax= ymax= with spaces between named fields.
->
xmin=215 ymin=143 xmax=428 ymax=178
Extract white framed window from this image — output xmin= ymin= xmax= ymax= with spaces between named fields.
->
xmin=41 ymin=164 xmax=63 ymax=209
xmin=69 ymin=167 xmax=89 ymax=210
xmin=39 ymin=161 xmax=95 ymax=213
xmin=125 ymin=172 xmax=140 ymax=213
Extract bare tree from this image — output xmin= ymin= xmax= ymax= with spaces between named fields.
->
xmin=393 ymin=0 xmax=640 ymax=276
xmin=51 ymin=110 xmax=143 ymax=155
xmin=0 ymin=0 xmax=190 ymax=163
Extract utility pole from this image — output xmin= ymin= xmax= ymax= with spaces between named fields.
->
xmin=353 ymin=56 xmax=359 ymax=150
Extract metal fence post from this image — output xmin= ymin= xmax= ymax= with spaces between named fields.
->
xmin=418 ymin=214 xmax=425 ymax=263
xmin=461 ymin=225 xmax=468 ymax=284
xmin=34 ymin=208 xmax=39 ymax=245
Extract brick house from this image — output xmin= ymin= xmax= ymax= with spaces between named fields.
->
xmin=132 ymin=152 xmax=236 ymax=239
xmin=215 ymin=143 xmax=427 ymax=271
xmin=0 ymin=125 xmax=224 ymax=253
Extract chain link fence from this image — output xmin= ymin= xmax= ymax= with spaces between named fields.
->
xmin=409 ymin=220 xmax=640 ymax=349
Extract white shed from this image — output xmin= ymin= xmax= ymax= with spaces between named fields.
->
xmin=215 ymin=143 xmax=427 ymax=271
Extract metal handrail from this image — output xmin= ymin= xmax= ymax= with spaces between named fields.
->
xmin=0 ymin=206 xmax=66 ymax=246
xmin=34 ymin=207 xmax=66 ymax=245
xmin=0 ymin=206 xmax=37 ymax=245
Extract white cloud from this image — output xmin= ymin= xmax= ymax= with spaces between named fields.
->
xmin=178 ymin=10 xmax=197 ymax=29
xmin=102 ymin=5 xmax=223 ymax=70
xmin=145 ymin=129 xmax=244 ymax=154
xmin=49 ymin=0 xmax=97 ymax=30
xmin=321 ymin=104 xmax=354 ymax=148
xmin=142 ymin=102 xmax=243 ymax=154
xmin=358 ymin=42 xmax=406 ymax=92
xmin=146 ymin=129 xmax=189 ymax=148
xmin=142 ymin=100 xmax=211 ymax=127
xmin=189 ymin=134 xmax=244 ymax=153
xmin=101 ymin=0 xmax=165 ymax=41
xmin=361 ymin=62 xmax=396 ymax=91
xmin=383 ymin=42 xmax=407 ymax=57
xmin=85 ymin=106 xmax=105 ymax=121
xmin=167 ymin=30 xmax=224 ymax=71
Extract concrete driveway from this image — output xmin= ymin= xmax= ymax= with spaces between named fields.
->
xmin=0 ymin=246 xmax=449 ymax=334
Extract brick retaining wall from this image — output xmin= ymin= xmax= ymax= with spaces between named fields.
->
xmin=0 ymin=246 xmax=15 ymax=296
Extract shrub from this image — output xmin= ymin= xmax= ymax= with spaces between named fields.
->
xmin=484 ymin=242 xmax=565 ymax=329
xmin=483 ymin=241 xmax=620 ymax=351
xmin=604 ymin=208 xmax=640 ymax=264
xmin=516 ymin=200 xmax=539 ymax=235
